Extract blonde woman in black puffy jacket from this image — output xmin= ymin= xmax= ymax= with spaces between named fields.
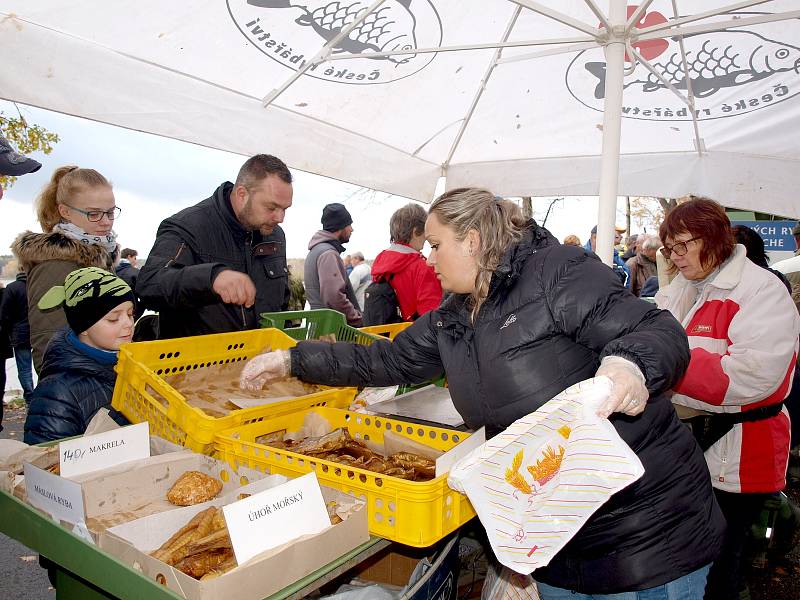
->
xmin=241 ymin=188 xmax=725 ymax=599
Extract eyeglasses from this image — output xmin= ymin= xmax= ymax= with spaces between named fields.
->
xmin=660 ymin=236 xmax=701 ymax=260
xmin=63 ymin=203 xmax=122 ymax=222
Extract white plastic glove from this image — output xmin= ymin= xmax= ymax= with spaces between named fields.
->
xmin=239 ymin=349 xmax=291 ymax=391
xmin=595 ymin=356 xmax=648 ymax=418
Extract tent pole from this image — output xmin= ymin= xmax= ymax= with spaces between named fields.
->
xmin=511 ymin=1 xmax=599 ymax=36
xmin=672 ymin=0 xmax=703 ymax=157
xmin=625 ymin=0 xmax=656 ymax=31
xmin=261 ymin=0 xmax=387 ymax=108
xmin=595 ymin=0 xmax=626 ymax=266
xmin=442 ymin=6 xmax=522 ymax=171
xmin=637 ymin=9 xmax=800 ymax=41
xmin=324 ymin=35 xmax=595 ymax=61
xmin=636 ymin=0 xmax=774 ymax=37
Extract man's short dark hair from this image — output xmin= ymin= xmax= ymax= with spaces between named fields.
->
xmin=235 ymin=154 xmax=292 ymax=189
xmin=390 ymin=203 xmax=427 ymax=244
xmin=120 ymin=248 xmax=137 ymax=259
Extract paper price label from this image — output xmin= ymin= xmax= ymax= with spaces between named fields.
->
xmin=59 ymin=422 xmax=150 ymax=478
xmin=223 ymin=472 xmax=331 ymax=565
xmin=24 ymin=463 xmax=86 ymax=525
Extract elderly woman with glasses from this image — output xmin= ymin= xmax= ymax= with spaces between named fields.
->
xmin=12 ymin=166 xmax=122 ymax=370
xmin=655 ymin=196 xmax=799 ymax=600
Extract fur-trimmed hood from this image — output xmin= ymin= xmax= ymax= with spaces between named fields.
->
xmin=12 ymin=230 xmax=112 ymax=271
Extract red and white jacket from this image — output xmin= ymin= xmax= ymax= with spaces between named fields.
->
xmin=656 ymin=245 xmax=799 ymax=493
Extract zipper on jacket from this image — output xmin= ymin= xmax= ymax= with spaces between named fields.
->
xmin=164 ymin=242 xmax=186 ymax=268
xmin=466 ymin=324 xmax=486 ymax=424
xmin=243 ymin=231 xmax=252 ymax=330
xmin=718 ymin=433 xmax=728 ymax=484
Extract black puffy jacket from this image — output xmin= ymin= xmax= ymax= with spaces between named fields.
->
xmin=136 ymin=182 xmax=289 ymax=339
xmin=291 ymin=223 xmax=724 ymax=593
xmin=0 ymin=272 xmax=31 ymax=348
xmin=24 ymin=328 xmax=127 ymax=444
xmin=0 ymin=288 xmax=11 ymax=360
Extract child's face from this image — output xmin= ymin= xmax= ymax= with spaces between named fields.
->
xmin=81 ymin=301 xmax=135 ymax=351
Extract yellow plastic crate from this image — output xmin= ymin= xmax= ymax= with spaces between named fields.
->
xmin=214 ymin=407 xmax=476 ymax=547
xmin=358 ymin=322 xmax=413 ymax=341
xmin=112 ymin=329 xmax=356 ymax=454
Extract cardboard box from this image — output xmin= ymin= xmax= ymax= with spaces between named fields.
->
xmin=358 ymin=546 xmax=431 ymax=587
xmin=356 ymin=536 xmax=461 ymax=600
xmin=18 ymin=444 xmax=264 ymax=544
xmin=10 ymin=435 xmax=187 ymax=502
xmin=81 ymin=451 xmax=264 ymax=534
xmin=101 ymin=484 xmax=369 ymax=600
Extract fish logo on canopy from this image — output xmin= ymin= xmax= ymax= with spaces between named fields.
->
xmin=565 ymin=8 xmax=800 ymax=121
xmin=227 ymin=0 xmax=442 ymax=85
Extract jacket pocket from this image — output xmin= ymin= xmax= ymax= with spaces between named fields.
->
xmin=262 ymin=256 xmax=289 ymax=280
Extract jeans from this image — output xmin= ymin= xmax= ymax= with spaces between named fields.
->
xmin=14 ymin=346 xmax=34 ymax=402
xmin=537 ymin=564 xmax=711 ymax=600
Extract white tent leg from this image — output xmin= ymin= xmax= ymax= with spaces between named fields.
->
xmin=595 ymin=0 xmax=626 ymax=266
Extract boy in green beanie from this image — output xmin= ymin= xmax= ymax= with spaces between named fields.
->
xmin=24 ymin=267 xmax=134 ymax=444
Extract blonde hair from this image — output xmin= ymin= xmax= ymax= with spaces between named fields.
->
xmin=429 ymin=188 xmax=527 ymax=322
xmin=563 ymin=234 xmax=582 ymax=247
xmin=36 ymin=166 xmax=112 ymax=232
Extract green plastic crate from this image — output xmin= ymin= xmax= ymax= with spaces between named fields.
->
xmin=261 ymin=309 xmax=447 ymax=395
xmin=260 ymin=309 xmax=381 ymax=345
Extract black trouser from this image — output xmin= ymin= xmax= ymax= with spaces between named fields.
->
xmin=0 ymin=357 xmax=6 ymax=432
xmin=705 ymin=489 xmax=769 ymax=600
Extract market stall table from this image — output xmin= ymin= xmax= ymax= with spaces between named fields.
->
xmin=0 ymin=488 xmax=391 ymax=600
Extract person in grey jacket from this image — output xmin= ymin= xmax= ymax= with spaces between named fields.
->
xmin=303 ymin=203 xmax=362 ymax=326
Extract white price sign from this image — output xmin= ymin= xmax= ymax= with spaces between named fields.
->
xmin=223 ymin=472 xmax=331 ymax=565
xmin=59 ymin=422 xmax=150 ymax=478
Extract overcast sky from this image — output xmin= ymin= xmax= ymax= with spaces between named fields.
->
xmin=1 ymin=100 xmax=628 ymax=261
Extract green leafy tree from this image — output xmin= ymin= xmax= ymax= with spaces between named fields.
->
xmin=0 ymin=104 xmax=59 ymax=188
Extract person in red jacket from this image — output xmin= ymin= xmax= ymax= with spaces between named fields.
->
xmin=371 ymin=203 xmax=442 ymax=321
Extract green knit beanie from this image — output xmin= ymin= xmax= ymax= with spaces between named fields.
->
xmin=38 ymin=267 xmax=134 ymax=334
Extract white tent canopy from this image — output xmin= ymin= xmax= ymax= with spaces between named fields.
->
xmin=2 ymin=1 xmax=800 ymax=261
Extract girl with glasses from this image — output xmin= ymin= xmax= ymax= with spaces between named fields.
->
xmin=11 ymin=166 xmax=121 ymax=371
xmin=656 ymin=196 xmax=800 ymax=600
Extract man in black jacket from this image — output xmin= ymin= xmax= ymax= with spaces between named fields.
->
xmin=137 ymin=155 xmax=293 ymax=339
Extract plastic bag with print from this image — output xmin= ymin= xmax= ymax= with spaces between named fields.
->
xmin=482 ymin=561 xmax=540 ymax=600
xmin=448 ymin=377 xmax=644 ymax=574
